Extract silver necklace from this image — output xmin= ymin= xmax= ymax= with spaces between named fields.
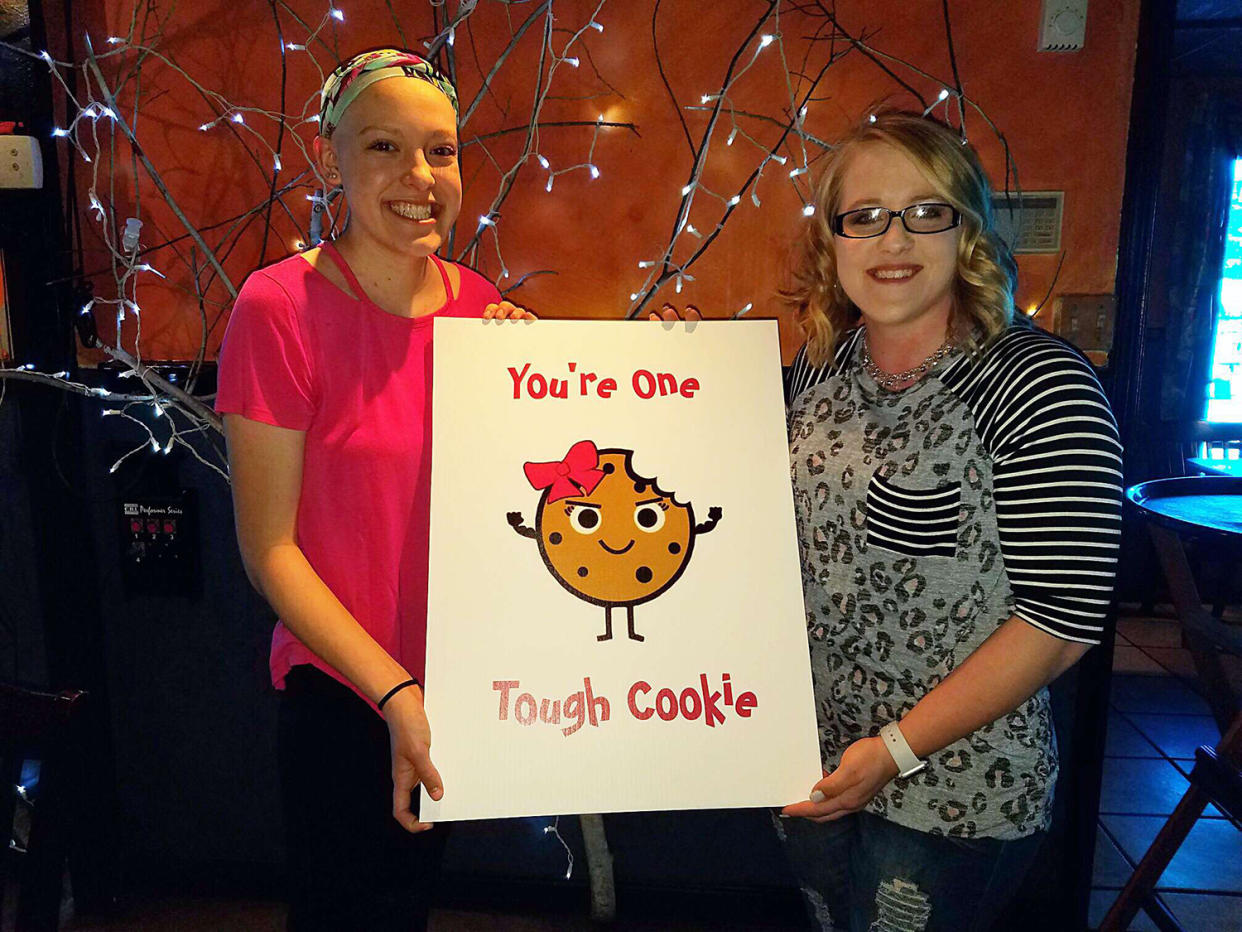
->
xmin=860 ymin=335 xmax=954 ymax=391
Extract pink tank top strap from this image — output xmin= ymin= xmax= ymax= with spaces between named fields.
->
xmin=430 ymin=253 xmax=454 ymax=303
xmin=318 ymin=240 xmax=370 ymax=304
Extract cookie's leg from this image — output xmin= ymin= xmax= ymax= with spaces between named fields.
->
xmin=627 ymin=605 xmax=644 ymax=642
xmin=598 ymin=606 xmax=613 ymax=642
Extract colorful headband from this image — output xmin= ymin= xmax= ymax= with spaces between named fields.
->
xmin=318 ymin=48 xmax=459 ymax=138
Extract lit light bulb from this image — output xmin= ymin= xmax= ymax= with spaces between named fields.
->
xmin=478 ymin=214 xmax=495 ymax=227
xmin=629 ymin=292 xmax=639 ymax=301
xmin=536 ymin=154 xmax=549 ymax=169
xmin=680 ymin=184 xmax=693 ymax=196
xmin=589 ymin=21 xmax=603 ymax=31
xmin=564 ymin=57 xmax=579 ymax=67
xmin=869 ymin=114 xmax=877 ymax=123
xmin=273 ymin=154 xmax=282 ymax=171
xmin=545 ymin=175 xmax=554 ymax=193
xmin=330 ymin=7 xmax=344 ymax=21
xmin=107 ymin=36 xmax=124 ymax=44
xmin=638 ymin=261 xmax=654 ymax=268
xmin=231 ymin=112 xmax=244 ymax=124
xmin=286 ymin=42 xmax=305 ymax=50
xmin=448 ymin=28 xmax=455 ymax=46
xmin=728 ymin=195 xmax=741 ymax=207
xmin=727 ymin=128 xmax=737 ymax=146
xmin=938 ymin=88 xmax=950 ymax=101
xmin=802 ymin=204 xmax=815 ymax=216
xmin=199 ymin=122 xmax=212 ymax=131
xmin=759 ymin=34 xmax=774 ymax=48
xmin=588 ymin=164 xmax=599 ymax=179
xmin=52 ymin=127 xmax=68 ymax=137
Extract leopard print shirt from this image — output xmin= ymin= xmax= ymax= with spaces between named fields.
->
xmin=787 ymin=325 xmax=1122 ymax=839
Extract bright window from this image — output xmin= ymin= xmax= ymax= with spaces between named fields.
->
xmin=1205 ymin=157 xmax=1242 ymax=422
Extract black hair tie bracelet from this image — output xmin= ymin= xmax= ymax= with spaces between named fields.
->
xmin=377 ymin=678 xmax=420 ymax=712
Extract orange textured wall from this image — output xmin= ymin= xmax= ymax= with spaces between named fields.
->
xmin=63 ymin=0 xmax=1140 ymax=363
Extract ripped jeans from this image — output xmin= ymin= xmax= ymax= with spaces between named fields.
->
xmin=779 ymin=811 xmax=1044 ymax=932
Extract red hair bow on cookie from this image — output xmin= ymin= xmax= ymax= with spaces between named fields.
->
xmin=524 ymin=441 xmax=606 ymax=503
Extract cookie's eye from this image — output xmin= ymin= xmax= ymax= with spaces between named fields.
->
xmin=568 ymin=504 xmax=601 ymax=534
xmin=634 ymin=503 xmax=665 ymax=533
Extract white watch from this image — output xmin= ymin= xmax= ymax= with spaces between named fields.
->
xmin=880 ymin=722 xmax=927 ymax=778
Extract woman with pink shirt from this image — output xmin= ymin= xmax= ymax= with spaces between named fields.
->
xmin=215 ymin=49 xmax=529 ymax=930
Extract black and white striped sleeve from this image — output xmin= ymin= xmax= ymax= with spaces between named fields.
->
xmin=964 ymin=332 xmax=1123 ymax=644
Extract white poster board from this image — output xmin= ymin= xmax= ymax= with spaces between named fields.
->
xmin=423 ymin=319 xmax=819 ymax=821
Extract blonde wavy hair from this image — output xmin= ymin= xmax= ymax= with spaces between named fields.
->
xmin=784 ymin=109 xmax=1019 ymax=367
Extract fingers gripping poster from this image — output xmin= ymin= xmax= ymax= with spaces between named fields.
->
xmin=423 ymin=319 xmax=819 ymax=821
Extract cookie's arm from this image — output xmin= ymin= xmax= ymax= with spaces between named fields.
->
xmin=694 ymin=506 xmax=722 ymax=535
xmin=507 ymin=511 xmax=538 ymax=540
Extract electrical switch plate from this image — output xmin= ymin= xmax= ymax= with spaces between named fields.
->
xmin=0 ymin=135 xmax=43 ymax=189
xmin=1052 ymin=293 xmax=1115 ymax=359
xmin=1039 ymin=0 xmax=1088 ymax=52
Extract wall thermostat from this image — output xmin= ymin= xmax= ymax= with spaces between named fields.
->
xmin=991 ymin=191 xmax=1064 ymax=255
xmin=0 ymin=135 xmax=44 ymax=189
xmin=1039 ymin=0 xmax=1088 ymax=52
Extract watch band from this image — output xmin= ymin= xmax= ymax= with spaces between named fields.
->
xmin=879 ymin=722 xmax=926 ymax=778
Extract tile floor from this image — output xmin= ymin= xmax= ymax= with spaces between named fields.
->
xmin=20 ymin=608 xmax=1242 ymax=931
xmin=1088 ymin=607 xmax=1242 ymax=931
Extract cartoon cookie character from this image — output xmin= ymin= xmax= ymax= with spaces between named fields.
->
xmin=507 ymin=440 xmax=722 ymax=642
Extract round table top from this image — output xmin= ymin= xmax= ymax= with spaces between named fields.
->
xmin=1126 ymin=477 xmax=1242 ymax=538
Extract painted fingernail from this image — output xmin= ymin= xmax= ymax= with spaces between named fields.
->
xmin=810 ymin=790 xmax=826 ymax=803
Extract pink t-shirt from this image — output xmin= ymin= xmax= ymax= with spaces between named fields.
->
xmin=215 ymin=245 xmax=500 ymax=699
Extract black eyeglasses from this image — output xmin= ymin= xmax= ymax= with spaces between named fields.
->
xmin=832 ymin=202 xmax=962 ymax=239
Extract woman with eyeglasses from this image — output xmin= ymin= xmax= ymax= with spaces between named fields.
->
xmin=776 ymin=111 xmax=1123 ymax=930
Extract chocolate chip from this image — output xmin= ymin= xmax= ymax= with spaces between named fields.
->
xmin=636 ymin=566 xmax=653 ymax=583
xmin=577 ymin=566 xmax=589 ymax=577
xmin=549 ymin=532 xmax=562 ymax=545
xmin=668 ymin=542 xmax=681 ymax=554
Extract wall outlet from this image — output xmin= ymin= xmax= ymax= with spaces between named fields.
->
xmin=0 ymin=135 xmax=44 ymax=189
xmin=1052 ymin=293 xmax=1115 ymax=357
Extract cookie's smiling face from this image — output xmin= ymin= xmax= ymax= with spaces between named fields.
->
xmin=536 ymin=450 xmax=695 ymax=607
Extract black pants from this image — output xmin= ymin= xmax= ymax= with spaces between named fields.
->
xmin=278 ymin=666 xmax=450 ymax=931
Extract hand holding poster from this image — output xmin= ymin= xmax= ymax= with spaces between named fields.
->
xmin=423 ymin=319 xmax=819 ymax=821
